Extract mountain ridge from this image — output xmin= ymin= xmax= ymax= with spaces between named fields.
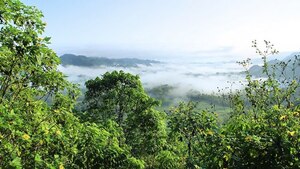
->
xmin=249 ymin=52 xmax=300 ymax=79
xmin=60 ymin=54 xmax=161 ymax=68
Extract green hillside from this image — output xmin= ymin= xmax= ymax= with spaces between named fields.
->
xmin=60 ymin=54 xmax=161 ymax=67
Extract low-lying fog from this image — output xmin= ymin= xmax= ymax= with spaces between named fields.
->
xmin=59 ymin=57 xmax=248 ymax=95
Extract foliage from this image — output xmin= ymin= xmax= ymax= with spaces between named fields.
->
xmin=217 ymin=40 xmax=300 ymax=168
xmin=72 ymin=121 xmax=144 ymax=169
xmin=221 ymin=105 xmax=300 ymax=168
xmin=146 ymin=84 xmax=175 ymax=107
xmin=0 ymin=1 xmax=143 ymax=168
xmin=186 ymin=90 xmax=228 ymax=107
xmin=82 ymin=70 xmax=167 ymax=167
xmin=2 ymin=0 xmax=300 ymax=168
xmin=83 ymin=70 xmax=147 ymax=125
xmin=168 ymin=102 xmax=219 ymax=168
xmin=154 ymin=150 xmax=183 ymax=169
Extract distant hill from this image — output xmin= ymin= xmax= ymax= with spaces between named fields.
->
xmin=60 ymin=54 xmax=161 ymax=67
xmin=249 ymin=52 xmax=300 ymax=79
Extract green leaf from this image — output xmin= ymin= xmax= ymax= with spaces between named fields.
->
xmin=35 ymin=154 xmax=43 ymax=163
xmin=10 ymin=157 xmax=22 ymax=169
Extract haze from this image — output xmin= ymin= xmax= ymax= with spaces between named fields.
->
xmin=23 ymin=0 xmax=300 ymax=58
xmin=20 ymin=0 xmax=300 ymax=93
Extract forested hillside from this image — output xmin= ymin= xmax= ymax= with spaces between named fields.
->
xmin=60 ymin=54 xmax=160 ymax=67
xmin=249 ymin=52 xmax=300 ymax=80
xmin=1 ymin=1 xmax=300 ymax=168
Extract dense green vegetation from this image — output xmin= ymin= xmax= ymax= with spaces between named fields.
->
xmin=1 ymin=1 xmax=300 ymax=168
xmin=146 ymin=85 xmax=231 ymax=122
xmin=60 ymin=54 xmax=160 ymax=68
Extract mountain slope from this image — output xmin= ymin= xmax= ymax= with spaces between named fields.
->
xmin=249 ymin=52 xmax=300 ymax=79
xmin=60 ymin=54 xmax=161 ymax=67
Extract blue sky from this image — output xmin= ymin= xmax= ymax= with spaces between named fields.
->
xmin=23 ymin=0 xmax=300 ymax=58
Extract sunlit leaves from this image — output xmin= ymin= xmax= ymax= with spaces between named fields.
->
xmin=83 ymin=70 xmax=167 ymax=167
xmin=219 ymin=41 xmax=300 ymax=168
xmin=0 ymin=1 xmax=144 ymax=168
xmin=168 ymin=102 xmax=220 ymax=168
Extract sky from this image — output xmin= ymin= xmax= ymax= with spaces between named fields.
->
xmin=23 ymin=0 xmax=300 ymax=59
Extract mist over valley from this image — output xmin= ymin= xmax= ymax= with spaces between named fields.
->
xmin=59 ymin=53 xmax=246 ymax=95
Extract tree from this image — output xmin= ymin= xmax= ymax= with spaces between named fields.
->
xmin=0 ymin=0 xmax=77 ymax=167
xmin=217 ymin=41 xmax=300 ymax=168
xmin=83 ymin=70 xmax=147 ymax=126
xmin=0 ymin=1 xmax=143 ymax=168
xmin=168 ymin=102 xmax=219 ymax=168
xmin=83 ymin=70 xmax=167 ymax=167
